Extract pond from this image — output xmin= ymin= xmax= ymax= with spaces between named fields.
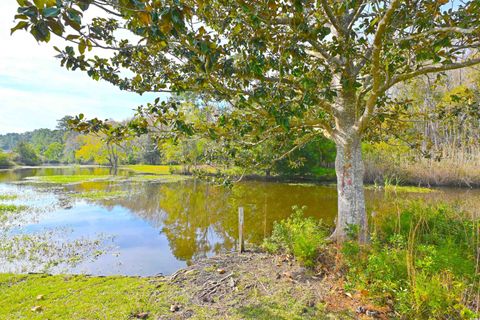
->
xmin=0 ymin=166 xmax=479 ymax=276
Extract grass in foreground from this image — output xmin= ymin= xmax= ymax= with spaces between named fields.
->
xmin=264 ymin=203 xmax=480 ymax=319
xmin=0 ymin=273 xmax=177 ymax=319
xmin=0 ymin=252 xmax=357 ymax=320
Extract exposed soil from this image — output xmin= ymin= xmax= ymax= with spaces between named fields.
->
xmin=151 ymin=250 xmax=390 ymax=319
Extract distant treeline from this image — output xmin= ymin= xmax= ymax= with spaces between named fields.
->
xmin=1 ymin=69 xmax=479 ymax=186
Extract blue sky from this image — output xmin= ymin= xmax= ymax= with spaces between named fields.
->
xmin=0 ymin=1 xmax=161 ymax=134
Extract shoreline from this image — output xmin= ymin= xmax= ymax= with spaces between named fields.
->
xmin=1 ymin=164 xmax=479 ymax=189
xmin=0 ymin=251 xmax=379 ymax=319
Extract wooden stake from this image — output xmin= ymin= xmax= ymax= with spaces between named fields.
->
xmin=238 ymin=207 xmax=244 ymax=253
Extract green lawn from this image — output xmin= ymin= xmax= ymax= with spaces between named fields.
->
xmin=0 ymin=273 xmax=177 ymax=319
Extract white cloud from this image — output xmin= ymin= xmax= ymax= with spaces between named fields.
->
xmin=0 ymin=1 xmax=161 ymax=134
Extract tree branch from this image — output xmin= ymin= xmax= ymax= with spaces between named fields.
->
xmin=387 ymin=57 xmax=480 ymax=88
xmin=356 ymin=0 xmax=402 ymax=133
xmin=319 ymin=0 xmax=345 ymax=35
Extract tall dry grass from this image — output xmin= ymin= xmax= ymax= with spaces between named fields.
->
xmin=363 ymin=143 xmax=480 ymax=187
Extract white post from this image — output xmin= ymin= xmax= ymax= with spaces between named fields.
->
xmin=238 ymin=207 xmax=244 ymax=253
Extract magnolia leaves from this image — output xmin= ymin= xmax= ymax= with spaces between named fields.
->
xmin=12 ymin=0 xmax=86 ymax=42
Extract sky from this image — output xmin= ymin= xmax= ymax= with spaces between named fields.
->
xmin=0 ymin=1 xmax=160 ymax=134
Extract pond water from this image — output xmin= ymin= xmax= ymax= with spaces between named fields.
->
xmin=0 ymin=166 xmax=479 ymax=276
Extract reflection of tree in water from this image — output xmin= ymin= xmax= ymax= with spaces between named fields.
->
xmin=79 ymin=178 xmax=480 ymax=265
xmin=99 ymin=180 xmax=236 ymax=263
xmin=92 ymin=180 xmax=340 ymax=263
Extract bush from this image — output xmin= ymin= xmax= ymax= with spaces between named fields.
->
xmin=263 ymin=206 xmax=327 ymax=268
xmin=343 ymin=202 xmax=479 ymax=319
xmin=0 ymin=150 xmax=13 ymax=168
xmin=14 ymin=141 xmax=41 ymax=166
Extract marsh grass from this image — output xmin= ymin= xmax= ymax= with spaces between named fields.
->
xmin=343 ymin=202 xmax=480 ymax=319
xmin=123 ymin=165 xmax=178 ymax=175
xmin=26 ymin=175 xmax=112 ymax=184
xmin=364 ymin=142 xmax=480 ymax=187
xmin=0 ymin=203 xmax=28 ymax=224
xmin=0 ymin=194 xmax=17 ymax=201
xmin=70 ymin=190 xmax=129 ymax=200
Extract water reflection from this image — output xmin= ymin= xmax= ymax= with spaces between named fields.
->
xmin=0 ymin=167 xmax=479 ymax=276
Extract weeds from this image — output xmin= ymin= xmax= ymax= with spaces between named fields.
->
xmin=263 ymin=206 xmax=328 ymax=268
xmin=343 ymin=202 xmax=480 ymax=319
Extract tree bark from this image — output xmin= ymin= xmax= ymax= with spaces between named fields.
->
xmin=330 ymin=133 xmax=368 ymax=243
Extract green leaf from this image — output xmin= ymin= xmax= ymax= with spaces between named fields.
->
xmin=66 ymin=34 xmax=80 ymax=40
xmin=18 ymin=6 xmax=38 ymax=18
xmin=67 ymin=8 xmax=82 ymax=25
xmin=47 ymin=20 xmax=64 ymax=36
xmin=10 ymin=21 xmax=29 ymax=35
xmin=31 ymin=21 xmax=50 ymax=42
xmin=78 ymin=39 xmax=86 ymax=54
xmin=43 ymin=7 xmax=60 ymax=17
xmin=33 ymin=0 xmax=45 ymax=9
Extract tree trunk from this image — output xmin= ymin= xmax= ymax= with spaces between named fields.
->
xmin=330 ymin=133 xmax=368 ymax=243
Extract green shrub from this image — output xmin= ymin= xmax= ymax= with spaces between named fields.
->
xmin=14 ymin=141 xmax=41 ymax=166
xmin=343 ymin=202 xmax=479 ymax=319
xmin=263 ymin=206 xmax=327 ymax=268
xmin=0 ymin=150 xmax=13 ymax=168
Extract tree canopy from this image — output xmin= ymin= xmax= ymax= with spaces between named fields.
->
xmin=12 ymin=0 xmax=480 ymax=242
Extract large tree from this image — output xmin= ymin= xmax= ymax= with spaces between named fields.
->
xmin=13 ymin=0 xmax=480 ymax=242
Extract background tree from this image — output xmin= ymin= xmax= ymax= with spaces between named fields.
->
xmin=13 ymin=0 xmax=480 ymax=242
xmin=44 ymin=142 xmax=65 ymax=163
xmin=0 ymin=150 xmax=14 ymax=168
xmin=14 ymin=141 xmax=41 ymax=166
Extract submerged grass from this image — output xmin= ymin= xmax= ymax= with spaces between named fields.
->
xmin=70 ymin=190 xmax=129 ymax=200
xmin=25 ymin=173 xmax=189 ymax=186
xmin=0 ymin=194 xmax=17 ymax=201
xmin=0 ymin=203 xmax=28 ymax=223
xmin=27 ymin=175 xmax=112 ymax=184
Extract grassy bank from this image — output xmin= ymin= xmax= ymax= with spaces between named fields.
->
xmin=264 ymin=203 xmax=480 ymax=319
xmin=364 ymin=142 xmax=480 ymax=187
xmin=0 ymin=252 xmax=359 ymax=320
xmin=0 ymin=273 xmax=172 ymax=319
